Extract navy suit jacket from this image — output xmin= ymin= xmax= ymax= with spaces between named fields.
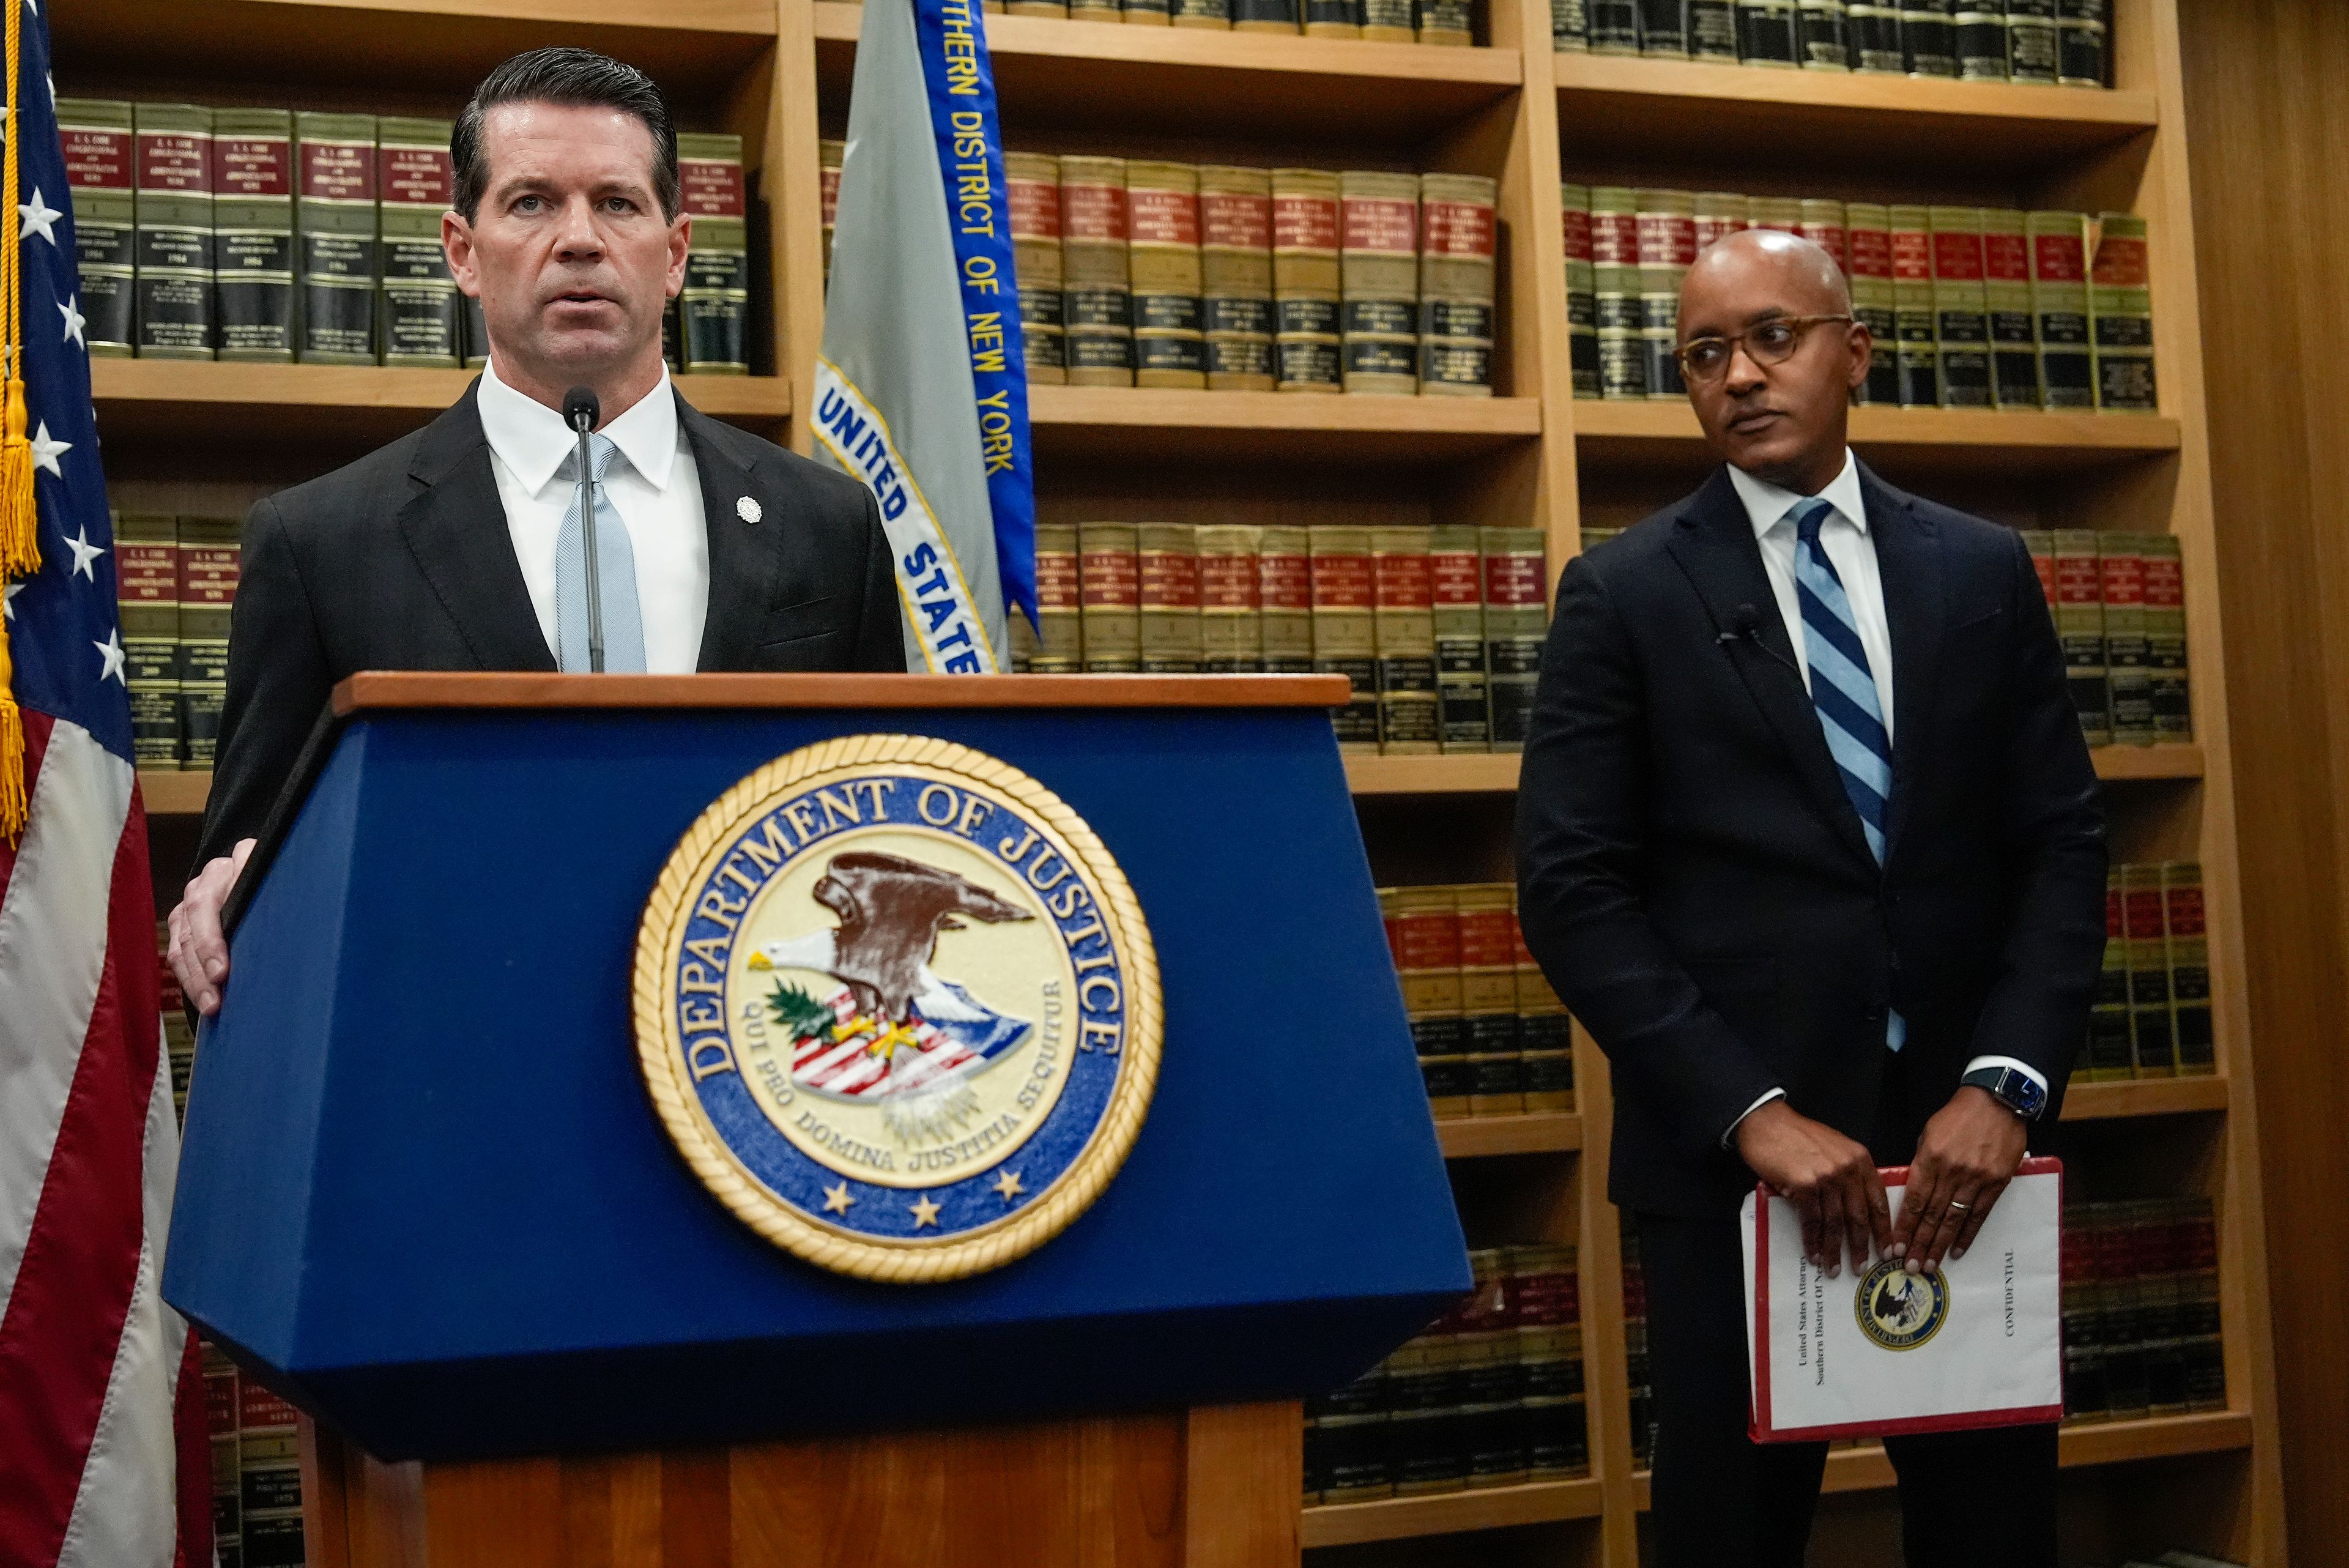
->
xmin=1515 ymin=462 xmax=2107 ymax=1215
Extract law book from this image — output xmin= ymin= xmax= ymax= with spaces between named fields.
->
xmin=1077 ymin=521 xmax=1141 ymax=671
xmin=2120 ymin=862 xmax=2176 ymax=1076
xmin=1900 ymin=0 xmax=1958 ymax=73
xmin=1579 ymin=526 xmax=1624 ymax=551
xmin=1004 ymin=0 xmax=1066 ymax=15
xmin=820 ymin=138 xmax=844 ymax=287
xmin=1418 ymin=173 xmax=1496 ymax=398
xmin=1553 ymin=0 xmax=1590 ymax=48
xmin=2006 ymin=0 xmax=2059 ymax=82
xmin=1982 ymin=208 xmax=2040 ymax=407
xmin=1481 ymin=527 xmax=1547 ymax=752
xmin=2027 ymin=209 xmax=2095 ymax=408
xmin=2100 ymin=532 xmax=2154 ymax=745
xmin=1890 ymin=204 xmax=1939 ymax=407
xmin=1256 ymin=524 xmax=1315 ymax=672
xmin=1007 ymin=152 xmax=1067 ymax=386
xmin=58 ymin=99 xmax=138 ymax=357
xmin=1587 ymin=0 xmax=1641 ymax=53
xmin=1750 ymin=195 xmax=1802 ymax=234
xmin=1620 ymin=1224 xmax=1654 ymax=1465
xmin=678 ymin=132 xmax=751 ymax=374
xmin=2085 ymin=866 xmax=2133 ymax=1081
xmin=1417 ymin=0 xmax=1474 ymax=45
xmin=1590 ymin=187 xmax=1646 ymax=400
xmin=1172 ymin=0 xmax=1234 ymax=25
xmin=177 ymin=517 xmax=239 ymax=769
xmin=1455 ymin=885 xmax=1523 ymax=1116
xmin=1338 ymin=171 xmax=1419 ymax=396
xmin=1069 ymin=0 xmax=1119 ymax=21
xmin=1454 ymin=1252 xmax=1527 ymax=1488
xmin=1513 ymin=1244 xmax=1589 ymax=1477
xmin=1128 ymin=0 xmax=1174 ymax=27
xmin=2021 ymin=527 xmax=2056 ymax=604
xmin=2139 ymin=531 xmax=2190 ymax=741
xmin=294 ymin=113 xmax=377 ymax=365
xmin=1310 ymin=525 xmax=1380 ymax=751
xmin=1381 ymin=884 xmax=1469 ymax=1117
xmin=374 ymin=117 xmax=461 ymax=369
xmin=207 ymin=109 xmax=294 ymax=362
xmin=1929 ymin=205 xmax=1992 ymax=407
xmin=1636 ymin=188 xmax=1696 ymax=401
xmin=462 ymin=294 xmax=491 ymax=370
xmin=115 ymin=513 xmax=182 ymax=768
xmin=1797 ymin=0 xmax=1850 ymax=67
xmin=1639 ymin=0 xmax=1689 ymax=55
xmin=663 ymin=295 xmax=683 ymax=371
xmin=2054 ymin=528 xmax=2111 ymax=744
xmin=1431 ymin=524 xmax=1491 ymax=752
xmin=1849 ymin=1 xmax=1904 ymax=69
xmin=2058 ymin=1205 xmax=2106 ymax=1416
xmin=1561 ymin=184 xmax=1600 ymax=399
xmin=2090 ymin=212 xmax=2157 ymax=413
xmin=1955 ymin=5 xmax=2008 ymax=76
xmin=1737 ymin=0 xmax=1802 ymax=64
xmin=2056 ymin=0 xmax=2107 ymax=86
xmin=1795 ymin=198 xmax=1846 ymax=274
xmin=1138 ymin=522 xmax=1203 ymax=671
xmin=1127 ymin=160 xmax=1206 ymax=389
xmin=1688 ymin=0 xmax=1737 ymax=57
xmin=1694 ymin=188 xmax=1748 ymax=251
xmin=1198 ymin=524 xmax=1262 ymax=672
xmin=1844 ymin=203 xmax=1900 ymax=406
xmin=202 ymin=1340 xmax=241 ymax=1559
xmin=1372 ymin=525 xmax=1439 ymax=754
xmin=1231 ymin=0 xmax=1301 ymax=30
xmin=1305 ymin=1354 xmax=1392 ymax=1501
xmin=2172 ymin=1198 xmax=2225 ymax=1412
xmin=1271 ymin=168 xmax=1341 ymax=393
xmin=134 ymin=103 xmax=216 ymax=359
xmin=1513 ymin=911 xmax=1573 ymax=1111
xmin=1031 ymin=522 xmax=1083 ymax=672
xmin=238 ymin=1381 xmax=306 ymax=1568
xmin=1200 ymin=164 xmax=1274 ymax=392
xmin=1059 ymin=157 xmax=1134 ymax=387
xmin=2162 ymin=862 xmax=2214 ymax=1076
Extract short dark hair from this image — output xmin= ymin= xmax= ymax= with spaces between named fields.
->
xmin=452 ymin=47 xmax=680 ymax=223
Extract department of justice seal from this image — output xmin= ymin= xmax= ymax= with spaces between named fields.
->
xmin=1854 ymin=1257 xmax=1950 ymax=1351
xmin=634 ymin=735 xmax=1160 ymax=1284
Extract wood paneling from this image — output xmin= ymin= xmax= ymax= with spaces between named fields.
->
xmin=329 ymin=670 xmax=1354 ymax=713
xmin=2178 ymin=2 xmax=2349 ymax=1556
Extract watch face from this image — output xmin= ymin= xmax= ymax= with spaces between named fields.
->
xmin=2008 ymin=1072 xmax=2046 ymax=1115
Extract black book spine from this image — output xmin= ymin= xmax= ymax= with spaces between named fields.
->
xmin=1553 ymin=0 xmax=1589 ymax=46
xmin=1798 ymin=0 xmax=1849 ymax=66
xmin=1688 ymin=0 xmax=1738 ymax=56
xmin=58 ymin=101 xmax=138 ymax=357
xmin=2057 ymin=0 xmax=2106 ymax=86
xmin=1586 ymin=0 xmax=1640 ymax=51
xmin=1847 ymin=2 xmax=1903 ymax=68
xmin=1737 ymin=0 xmax=1802 ymax=65
xmin=133 ymin=105 xmax=217 ymax=360
xmin=1638 ymin=0 xmax=1688 ymax=54
xmin=1955 ymin=6 xmax=2008 ymax=76
xmin=2006 ymin=0 xmax=2058 ymax=81
xmin=210 ymin=110 xmax=294 ymax=363
xmin=1900 ymin=0 xmax=1957 ymax=74
xmin=1231 ymin=0 xmax=1300 ymax=25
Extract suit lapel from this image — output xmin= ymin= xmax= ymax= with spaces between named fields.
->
xmin=1666 ymin=466 xmax=1880 ymax=872
xmin=1863 ymin=464 xmax=1945 ymax=864
xmin=395 ymin=384 xmax=556 ymax=672
xmin=683 ymin=395 xmax=785 ymax=672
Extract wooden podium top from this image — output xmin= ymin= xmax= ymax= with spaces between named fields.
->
xmin=330 ymin=671 xmax=1355 ymax=715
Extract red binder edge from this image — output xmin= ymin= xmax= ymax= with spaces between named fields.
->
xmin=1749 ymin=1155 xmax=2066 ymax=1444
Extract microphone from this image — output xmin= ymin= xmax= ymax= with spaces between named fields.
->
xmin=562 ymin=387 xmax=605 ymax=674
xmin=1716 ymin=601 xmax=1803 ymax=677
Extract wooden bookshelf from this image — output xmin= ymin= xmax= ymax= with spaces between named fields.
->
xmin=1302 ymin=1476 xmax=1605 ymax=1548
xmin=2060 ymin=1075 xmax=2230 ymax=1121
xmin=1573 ymin=399 xmax=2184 ymax=477
xmin=1026 ymin=386 xmax=1542 ymax=464
xmin=1436 ymin=1112 xmax=1582 ymax=1158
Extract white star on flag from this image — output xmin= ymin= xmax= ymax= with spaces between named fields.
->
xmin=94 ymin=626 xmax=125 ymax=684
xmin=29 ymin=418 xmax=69 ymax=477
xmin=63 ymin=522 xmax=102 ymax=578
xmin=58 ymin=292 xmax=82 ymax=349
xmin=17 ymin=184 xmax=59 ymax=244
xmin=2 ymin=579 xmax=20 ymax=620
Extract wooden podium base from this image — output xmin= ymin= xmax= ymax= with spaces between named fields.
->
xmin=302 ymin=1402 xmax=1302 ymax=1568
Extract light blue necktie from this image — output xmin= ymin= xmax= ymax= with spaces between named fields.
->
xmin=1790 ymin=497 xmax=1906 ymax=1052
xmin=553 ymin=432 xmax=646 ymax=674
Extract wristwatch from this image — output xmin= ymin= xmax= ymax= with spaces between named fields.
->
xmin=1961 ymin=1063 xmax=2047 ymax=1121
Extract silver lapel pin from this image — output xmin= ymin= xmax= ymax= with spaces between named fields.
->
xmin=737 ymin=495 xmax=762 ymax=524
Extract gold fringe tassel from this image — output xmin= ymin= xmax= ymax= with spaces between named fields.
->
xmin=0 ymin=612 xmax=23 ymax=841
xmin=0 ymin=0 xmax=32 ymax=581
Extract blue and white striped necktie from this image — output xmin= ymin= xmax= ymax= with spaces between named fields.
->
xmin=553 ymin=431 xmax=647 ymax=674
xmin=1789 ymin=497 xmax=1906 ymax=1050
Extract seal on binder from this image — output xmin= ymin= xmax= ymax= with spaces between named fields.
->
xmin=636 ymin=735 xmax=1162 ymax=1284
xmin=1855 ymin=1257 xmax=1951 ymax=1351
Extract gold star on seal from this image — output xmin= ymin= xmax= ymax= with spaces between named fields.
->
xmin=908 ymin=1194 xmax=941 ymax=1228
xmin=822 ymin=1182 xmax=855 ymax=1214
xmin=992 ymin=1169 xmax=1025 ymax=1201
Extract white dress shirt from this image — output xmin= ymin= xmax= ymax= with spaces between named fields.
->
xmin=477 ymin=358 xmax=710 ymax=674
xmin=1715 ymin=450 xmax=2046 ymax=1148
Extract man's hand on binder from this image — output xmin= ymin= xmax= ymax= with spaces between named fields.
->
xmin=1734 ymin=1099 xmax=1892 ymax=1279
xmin=1888 ymin=1087 xmax=2030 ymax=1277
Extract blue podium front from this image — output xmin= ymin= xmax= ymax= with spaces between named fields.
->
xmin=163 ymin=673 xmax=1469 ymax=1462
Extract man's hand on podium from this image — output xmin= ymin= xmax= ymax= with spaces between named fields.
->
xmin=1735 ymin=1098 xmax=1892 ymax=1280
xmin=168 ymin=838 xmax=256 ymax=1017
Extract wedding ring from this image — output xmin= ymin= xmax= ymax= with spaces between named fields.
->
xmin=1947 ymin=1201 xmax=1972 ymax=1213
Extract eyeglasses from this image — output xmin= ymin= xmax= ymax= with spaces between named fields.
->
xmin=1675 ymin=315 xmax=1855 ymax=382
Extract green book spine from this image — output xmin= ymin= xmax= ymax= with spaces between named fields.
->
xmin=58 ymin=99 xmax=137 ymax=358
xmin=114 ymin=513 xmax=182 ymax=768
xmin=377 ymin=118 xmax=459 ymax=368
xmin=2053 ymin=528 xmax=2110 ymax=745
xmin=295 ymin=113 xmax=378 ymax=364
xmin=2101 ymin=533 xmax=2154 ymax=745
xmin=211 ymin=109 xmax=294 ymax=363
xmin=1844 ymin=203 xmax=1899 ymax=406
xmin=1929 ymin=205 xmax=1992 ymax=408
xmin=1310 ymin=525 xmax=1379 ymax=752
xmin=2162 ymin=862 xmax=2214 ymax=1076
xmin=1589 ymin=187 xmax=1646 ymax=400
xmin=2086 ymin=869 xmax=2132 ymax=1079
xmin=2090 ymin=212 xmax=2157 ymax=412
xmin=2140 ymin=531 xmax=2191 ymax=740
xmin=133 ymin=103 xmax=215 ymax=360
xmin=1256 ymin=525 xmax=1314 ymax=674
xmin=1197 ymin=523 xmax=1262 ymax=673
xmin=2027 ymin=210 xmax=2094 ymax=408
xmin=1078 ymin=521 xmax=1141 ymax=673
xmin=1983 ymin=208 xmax=2040 ymax=408
xmin=1371 ymin=525 xmax=1439 ymax=754
xmin=678 ymin=133 xmax=751 ymax=374
xmin=1890 ymin=204 xmax=1938 ymax=407
xmin=1480 ymin=527 xmax=1548 ymax=753
xmin=2121 ymin=863 xmax=2175 ymax=1075
xmin=1032 ymin=522 xmax=1083 ymax=672
xmin=1636 ymin=188 xmax=1694 ymax=401
xmin=1431 ymin=524 xmax=1491 ymax=752
xmin=1561 ymin=184 xmax=1598 ymax=399
xmin=1138 ymin=523 xmax=1203 ymax=673
xmin=176 ymin=517 xmax=240 ymax=769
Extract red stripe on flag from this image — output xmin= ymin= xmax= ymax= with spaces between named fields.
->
xmin=171 ymin=1330 xmax=212 ymax=1568
xmin=0 ymin=784 xmax=162 ymax=1565
xmin=0 ymin=708 xmax=57 ymax=905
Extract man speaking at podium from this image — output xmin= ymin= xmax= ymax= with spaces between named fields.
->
xmin=1516 ymin=231 xmax=2106 ymax=1567
xmin=168 ymin=48 xmax=904 ymax=1017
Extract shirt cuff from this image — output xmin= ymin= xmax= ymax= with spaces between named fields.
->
xmin=1961 ymin=1055 xmax=2049 ymax=1097
xmin=1721 ymin=1087 xmax=1786 ymax=1149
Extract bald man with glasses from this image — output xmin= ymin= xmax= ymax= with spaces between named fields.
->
xmin=1515 ymin=230 xmax=2105 ymax=1568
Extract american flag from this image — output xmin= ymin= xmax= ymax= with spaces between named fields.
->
xmin=0 ymin=7 xmax=212 ymax=1565
xmin=792 ymin=987 xmax=1027 ymax=1100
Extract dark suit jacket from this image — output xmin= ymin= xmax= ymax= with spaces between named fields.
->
xmin=1514 ymin=463 xmax=2106 ymax=1216
xmin=195 ymin=382 xmax=905 ymax=867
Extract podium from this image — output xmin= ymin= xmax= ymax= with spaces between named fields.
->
xmin=164 ymin=673 xmax=1470 ymax=1567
